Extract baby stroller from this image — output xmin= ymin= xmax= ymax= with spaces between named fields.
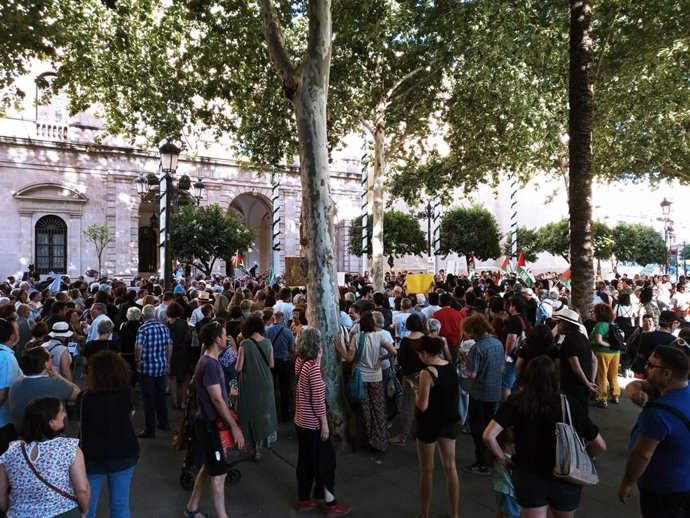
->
xmin=176 ymin=379 xmax=246 ymax=490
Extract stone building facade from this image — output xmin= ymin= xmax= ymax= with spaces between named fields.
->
xmin=0 ymin=69 xmax=363 ymax=281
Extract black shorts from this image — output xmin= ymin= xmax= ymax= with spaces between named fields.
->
xmin=416 ymin=421 xmax=459 ymax=444
xmin=194 ymin=419 xmax=227 ymax=477
xmin=513 ymin=466 xmax=582 ymax=512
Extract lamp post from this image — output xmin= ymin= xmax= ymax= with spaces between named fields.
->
xmin=135 ymin=140 xmax=206 ymax=288
xmin=415 ymin=201 xmax=433 ymax=258
xmin=159 ymin=141 xmax=179 ymax=289
xmin=660 ymin=198 xmax=672 ymax=275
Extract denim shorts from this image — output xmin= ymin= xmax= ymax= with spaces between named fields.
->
xmin=502 ymin=362 xmax=516 ymax=391
xmin=512 ymin=467 xmax=582 ymax=511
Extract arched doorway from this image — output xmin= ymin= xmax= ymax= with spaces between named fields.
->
xmin=227 ymin=193 xmax=272 ymax=276
xmin=138 ymin=205 xmax=159 ymax=275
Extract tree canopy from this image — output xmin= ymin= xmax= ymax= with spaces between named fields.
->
xmin=347 ymin=211 xmax=427 ymax=259
xmin=537 ymin=219 xmax=570 ymax=262
xmin=439 ymin=206 xmax=501 ymax=268
xmin=0 ymin=1 xmax=61 ymax=115
xmin=611 ymin=222 xmax=666 ymax=266
xmin=170 ymin=204 xmax=254 ymax=276
xmin=502 ymin=226 xmax=541 ymax=263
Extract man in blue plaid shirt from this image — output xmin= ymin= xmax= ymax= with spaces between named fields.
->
xmin=135 ymin=304 xmax=173 ymax=438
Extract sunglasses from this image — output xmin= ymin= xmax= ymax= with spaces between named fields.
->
xmin=645 ymin=362 xmax=668 ymax=371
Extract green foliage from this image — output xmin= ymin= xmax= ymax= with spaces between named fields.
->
xmin=592 ymin=221 xmax=613 ymax=261
xmin=611 ymin=222 xmax=665 ymax=265
xmin=537 ymin=219 xmax=570 ymax=262
xmin=0 ymin=1 xmax=60 ymax=115
xmin=502 ymin=226 xmax=541 ymax=263
xmin=49 ymin=0 xmax=296 ymax=163
xmin=347 ymin=211 xmax=427 ymax=258
xmin=681 ymin=244 xmax=690 ymax=261
xmin=389 ymin=1 xmax=690 ymax=199
xmin=330 ymin=0 xmax=452 ymax=157
xmin=83 ymin=223 xmax=114 ymax=276
xmin=170 ymin=204 xmax=254 ymax=276
xmin=439 ymin=206 xmax=501 ymax=264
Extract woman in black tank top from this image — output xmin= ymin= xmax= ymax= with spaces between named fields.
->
xmin=412 ymin=336 xmax=460 ymax=518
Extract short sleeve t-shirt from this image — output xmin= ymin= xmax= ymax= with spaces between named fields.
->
xmin=377 ymin=330 xmax=394 ymax=370
xmin=559 ymin=332 xmax=593 ymax=389
xmin=351 ymin=332 xmax=386 ymax=382
xmin=630 ymin=385 xmax=690 ymax=493
xmin=82 ymin=339 xmax=116 ymax=359
xmin=505 ymin=314 xmax=527 ymax=337
xmin=494 ymin=395 xmax=599 ymax=478
xmin=0 ymin=344 xmax=22 ymax=427
xmin=9 ymin=376 xmax=74 ymax=425
xmin=590 ymin=321 xmax=615 ymax=354
xmin=194 ymin=355 xmax=227 ymax=422
xmin=638 ymin=331 xmax=676 ymax=362
xmin=467 ymin=334 xmax=504 ymax=402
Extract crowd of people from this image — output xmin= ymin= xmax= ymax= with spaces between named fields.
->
xmin=0 ymin=268 xmax=687 ymax=517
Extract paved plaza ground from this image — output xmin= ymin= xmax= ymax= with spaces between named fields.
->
xmin=82 ymin=377 xmax=644 ymax=518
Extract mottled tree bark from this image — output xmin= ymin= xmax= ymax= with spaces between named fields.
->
xmin=568 ymin=0 xmax=595 ymax=315
xmin=260 ymin=0 xmax=348 ymax=446
xmin=371 ymin=107 xmax=386 ymax=293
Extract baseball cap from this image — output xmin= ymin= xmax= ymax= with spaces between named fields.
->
xmin=659 ymin=310 xmax=681 ymax=325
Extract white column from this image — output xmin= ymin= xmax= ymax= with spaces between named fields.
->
xmin=271 ymin=170 xmax=281 ymax=277
xmin=433 ymin=198 xmax=442 ymax=273
xmin=361 ymin=147 xmax=368 ymax=276
xmin=510 ymin=171 xmax=518 ymax=266
xmin=158 ymin=162 xmax=169 ymax=286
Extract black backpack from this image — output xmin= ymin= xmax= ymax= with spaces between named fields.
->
xmin=608 ymin=322 xmax=625 ymax=351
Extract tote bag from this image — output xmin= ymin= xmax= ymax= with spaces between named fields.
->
xmin=345 ymin=333 xmax=366 ymax=404
xmin=553 ymin=394 xmax=599 ymax=486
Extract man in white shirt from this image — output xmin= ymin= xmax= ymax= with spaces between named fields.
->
xmin=392 ymin=298 xmax=413 ymax=341
xmin=85 ymin=303 xmax=112 ymax=342
xmin=273 ymin=287 xmax=295 ymax=317
xmin=421 ymin=291 xmax=441 ymax=320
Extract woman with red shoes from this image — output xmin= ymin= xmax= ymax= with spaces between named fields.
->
xmin=294 ymin=328 xmax=351 ymax=517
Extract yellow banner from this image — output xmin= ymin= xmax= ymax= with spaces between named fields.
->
xmin=405 ymin=273 xmax=435 ymax=294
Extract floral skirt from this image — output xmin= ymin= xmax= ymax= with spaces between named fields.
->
xmin=355 ymin=381 xmax=388 ymax=452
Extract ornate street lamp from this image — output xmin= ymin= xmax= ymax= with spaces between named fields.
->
xmin=193 ymin=178 xmax=206 ymax=205
xmin=134 ymin=141 xmax=206 ymax=287
xmin=660 ymin=198 xmax=673 ymax=275
xmin=159 ymin=141 xmax=180 ymax=173
xmin=158 ymin=140 xmax=180 ymax=289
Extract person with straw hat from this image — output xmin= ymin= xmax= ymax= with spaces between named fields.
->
xmin=553 ymin=307 xmax=599 ymax=416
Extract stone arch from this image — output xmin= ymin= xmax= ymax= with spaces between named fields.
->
xmin=137 ymin=204 xmax=159 ymax=275
xmin=228 ymin=192 xmax=273 ymax=275
xmin=14 ymin=183 xmax=88 ymax=203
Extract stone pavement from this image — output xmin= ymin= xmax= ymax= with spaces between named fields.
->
xmin=83 ymin=380 xmax=644 ymax=518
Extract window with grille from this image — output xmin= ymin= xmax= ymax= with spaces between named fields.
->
xmin=35 ymin=215 xmax=67 ymax=274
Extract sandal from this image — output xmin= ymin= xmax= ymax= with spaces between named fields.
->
xmin=184 ymin=508 xmax=211 ymax=518
xmin=389 ymin=437 xmax=406 ymax=446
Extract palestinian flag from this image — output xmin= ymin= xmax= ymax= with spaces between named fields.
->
xmin=499 ymin=257 xmax=511 ymax=281
xmin=232 ymin=250 xmax=248 ymax=275
xmin=560 ymin=267 xmax=571 ymax=288
xmin=468 ymin=252 xmax=477 ymax=282
xmin=516 ymin=251 xmax=535 ymax=287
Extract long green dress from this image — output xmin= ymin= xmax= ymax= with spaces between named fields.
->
xmin=238 ymin=337 xmax=278 ymax=447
